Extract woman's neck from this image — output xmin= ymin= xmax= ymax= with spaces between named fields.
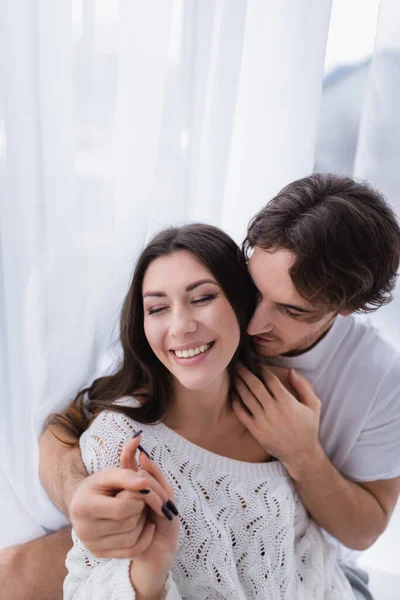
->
xmin=165 ymin=372 xmax=235 ymax=432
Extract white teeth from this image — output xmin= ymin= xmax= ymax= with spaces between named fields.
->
xmin=174 ymin=343 xmax=211 ymax=358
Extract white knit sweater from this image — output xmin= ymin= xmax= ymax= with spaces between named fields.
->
xmin=64 ymin=401 xmax=355 ymax=599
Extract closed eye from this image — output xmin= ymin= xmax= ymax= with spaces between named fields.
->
xmin=282 ymin=307 xmax=302 ymax=319
xmin=147 ymin=306 xmax=167 ymax=315
xmin=192 ymin=294 xmax=218 ymax=305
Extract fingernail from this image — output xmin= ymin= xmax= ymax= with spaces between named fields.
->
xmin=166 ymin=499 xmax=179 ymax=516
xmin=139 ymin=489 xmax=150 ymax=494
xmin=138 ymin=445 xmax=152 ymax=460
xmin=161 ymin=504 xmax=174 ymax=521
xmin=133 ymin=430 xmax=143 ymax=439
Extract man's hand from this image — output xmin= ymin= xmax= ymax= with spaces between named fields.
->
xmin=70 ymin=433 xmax=179 ymax=560
xmin=232 ymin=365 xmax=321 ymax=477
xmin=233 ymin=363 xmax=400 ymax=550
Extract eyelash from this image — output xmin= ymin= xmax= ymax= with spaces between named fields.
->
xmin=283 ymin=307 xmax=301 ymax=319
xmin=147 ymin=294 xmax=218 ymax=315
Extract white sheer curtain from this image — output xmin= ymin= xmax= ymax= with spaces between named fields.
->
xmin=0 ymin=0 xmax=334 ymax=547
xmin=354 ymin=0 xmax=400 ymax=342
xmin=352 ymin=0 xmax=400 ymax=585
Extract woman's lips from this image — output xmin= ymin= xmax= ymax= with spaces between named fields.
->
xmin=170 ymin=342 xmax=215 ymax=366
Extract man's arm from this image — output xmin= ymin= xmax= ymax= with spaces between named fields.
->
xmin=0 ymin=528 xmax=72 ymax=600
xmin=0 ymin=424 xmax=87 ymax=600
xmin=39 ymin=424 xmax=87 ymax=517
xmin=233 ymin=365 xmax=400 ymax=550
xmin=289 ymin=444 xmax=400 ymax=550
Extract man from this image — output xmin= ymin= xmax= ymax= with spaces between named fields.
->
xmin=2 ymin=173 xmax=400 ymax=599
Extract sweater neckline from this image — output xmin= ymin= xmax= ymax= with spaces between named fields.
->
xmin=155 ymin=421 xmax=286 ymax=479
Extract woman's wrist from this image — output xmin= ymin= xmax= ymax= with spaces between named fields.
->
xmin=130 ymin=561 xmax=169 ymax=600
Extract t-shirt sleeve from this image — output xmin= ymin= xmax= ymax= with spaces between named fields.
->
xmin=340 ymin=385 xmax=400 ymax=482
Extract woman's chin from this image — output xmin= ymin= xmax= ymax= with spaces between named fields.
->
xmin=176 ymin=377 xmax=215 ymax=391
xmin=173 ymin=371 xmax=225 ymax=392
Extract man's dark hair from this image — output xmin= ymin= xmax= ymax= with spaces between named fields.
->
xmin=243 ymin=172 xmax=400 ymax=315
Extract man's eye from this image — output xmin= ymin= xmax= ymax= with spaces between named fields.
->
xmin=192 ymin=294 xmax=217 ymax=305
xmin=284 ymin=307 xmax=301 ymax=319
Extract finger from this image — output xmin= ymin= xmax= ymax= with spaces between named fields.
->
xmin=135 ymin=469 xmax=172 ymax=513
xmin=231 ymin=393 xmax=256 ymax=433
xmin=122 ymin=520 xmax=155 ymax=558
xmin=237 ymin=364 xmax=275 ymax=405
xmin=74 ymin=505 xmax=150 ymax=549
xmin=289 ymin=369 xmax=320 ymax=411
xmin=86 ymin=503 xmax=149 ymax=538
xmin=261 ymin=368 xmax=295 ymax=403
xmin=91 ymin=522 xmax=156 ymax=559
xmin=120 ymin=437 xmax=141 ymax=471
xmin=73 ymin=474 xmax=166 ymax=523
xmin=235 ymin=376 xmax=265 ymax=418
xmin=87 ymin=466 xmax=150 ymax=494
xmin=137 ymin=451 xmax=175 ymax=501
xmin=86 ymin=509 xmax=148 ymax=550
xmin=266 ymin=365 xmax=299 ymax=398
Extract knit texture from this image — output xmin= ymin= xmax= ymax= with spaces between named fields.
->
xmin=65 ymin=401 xmax=355 ymax=599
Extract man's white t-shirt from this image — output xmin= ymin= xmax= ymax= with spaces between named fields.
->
xmin=268 ymin=314 xmax=400 ymax=561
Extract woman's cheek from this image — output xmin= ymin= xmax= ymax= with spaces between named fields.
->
xmin=145 ymin=321 xmax=166 ymax=354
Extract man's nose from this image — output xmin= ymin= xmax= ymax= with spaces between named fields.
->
xmin=247 ymin=303 xmax=273 ymax=336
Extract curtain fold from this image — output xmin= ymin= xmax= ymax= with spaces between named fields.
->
xmin=354 ymin=0 xmax=400 ymax=342
xmin=221 ymin=0 xmax=332 ymax=242
xmin=0 ymin=0 xmax=332 ymax=546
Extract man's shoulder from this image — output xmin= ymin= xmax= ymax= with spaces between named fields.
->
xmin=345 ymin=315 xmax=400 ymax=360
xmin=339 ymin=315 xmax=400 ymax=395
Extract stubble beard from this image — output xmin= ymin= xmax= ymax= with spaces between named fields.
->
xmin=255 ymin=317 xmax=335 ymax=359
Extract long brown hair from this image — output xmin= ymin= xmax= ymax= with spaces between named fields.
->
xmin=50 ymin=223 xmax=259 ymax=440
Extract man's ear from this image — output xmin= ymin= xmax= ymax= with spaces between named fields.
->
xmin=339 ymin=309 xmax=353 ymax=317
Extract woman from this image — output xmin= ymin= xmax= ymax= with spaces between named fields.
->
xmin=59 ymin=223 xmax=355 ymax=599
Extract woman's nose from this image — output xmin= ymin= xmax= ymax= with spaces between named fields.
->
xmin=169 ymin=308 xmax=197 ymax=338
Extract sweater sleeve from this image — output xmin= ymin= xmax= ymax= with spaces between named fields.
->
xmin=64 ymin=531 xmax=182 ymax=600
xmin=63 ymin=409 xmax=182 ymax=599
xmin=64 ymin=531 xmax=134 ymax=600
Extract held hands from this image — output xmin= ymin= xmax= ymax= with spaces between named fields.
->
xmin=69 ymin=433 xmax=180 ymax=565
xmin=232 ymin=365 xmax=322 ymax=479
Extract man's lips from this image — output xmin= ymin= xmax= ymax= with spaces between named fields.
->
xmin=253 ymin=334 xmax=276 ymax=343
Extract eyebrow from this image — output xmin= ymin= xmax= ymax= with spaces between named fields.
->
xmin=277 ymin=302 xmax=314 ymax=314
xmin=143 ymin=278 xmax=219 ymax=299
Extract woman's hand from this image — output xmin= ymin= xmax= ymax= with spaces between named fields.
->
xmin=125 ymin=442 xmax=180 ymax=597
xmin=69 ymin=434 xmax=177 ymax=559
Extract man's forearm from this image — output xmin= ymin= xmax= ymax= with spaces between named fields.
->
xmin=0 ymin=527 xmax=72 ymax=600
xmin=285 ymin=443 xmax=388 ymax=550
xmin=39 ymin=425 xmax=87 ymax=517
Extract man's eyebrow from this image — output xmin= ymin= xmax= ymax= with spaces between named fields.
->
xmin=277 ymin=302 xmax=314 ymax=314
xmin=143 ymin=279 xmax=218 ymax=299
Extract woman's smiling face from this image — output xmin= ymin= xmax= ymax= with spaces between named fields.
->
xmin=142 ymin=250 xmax=241 ymax=391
